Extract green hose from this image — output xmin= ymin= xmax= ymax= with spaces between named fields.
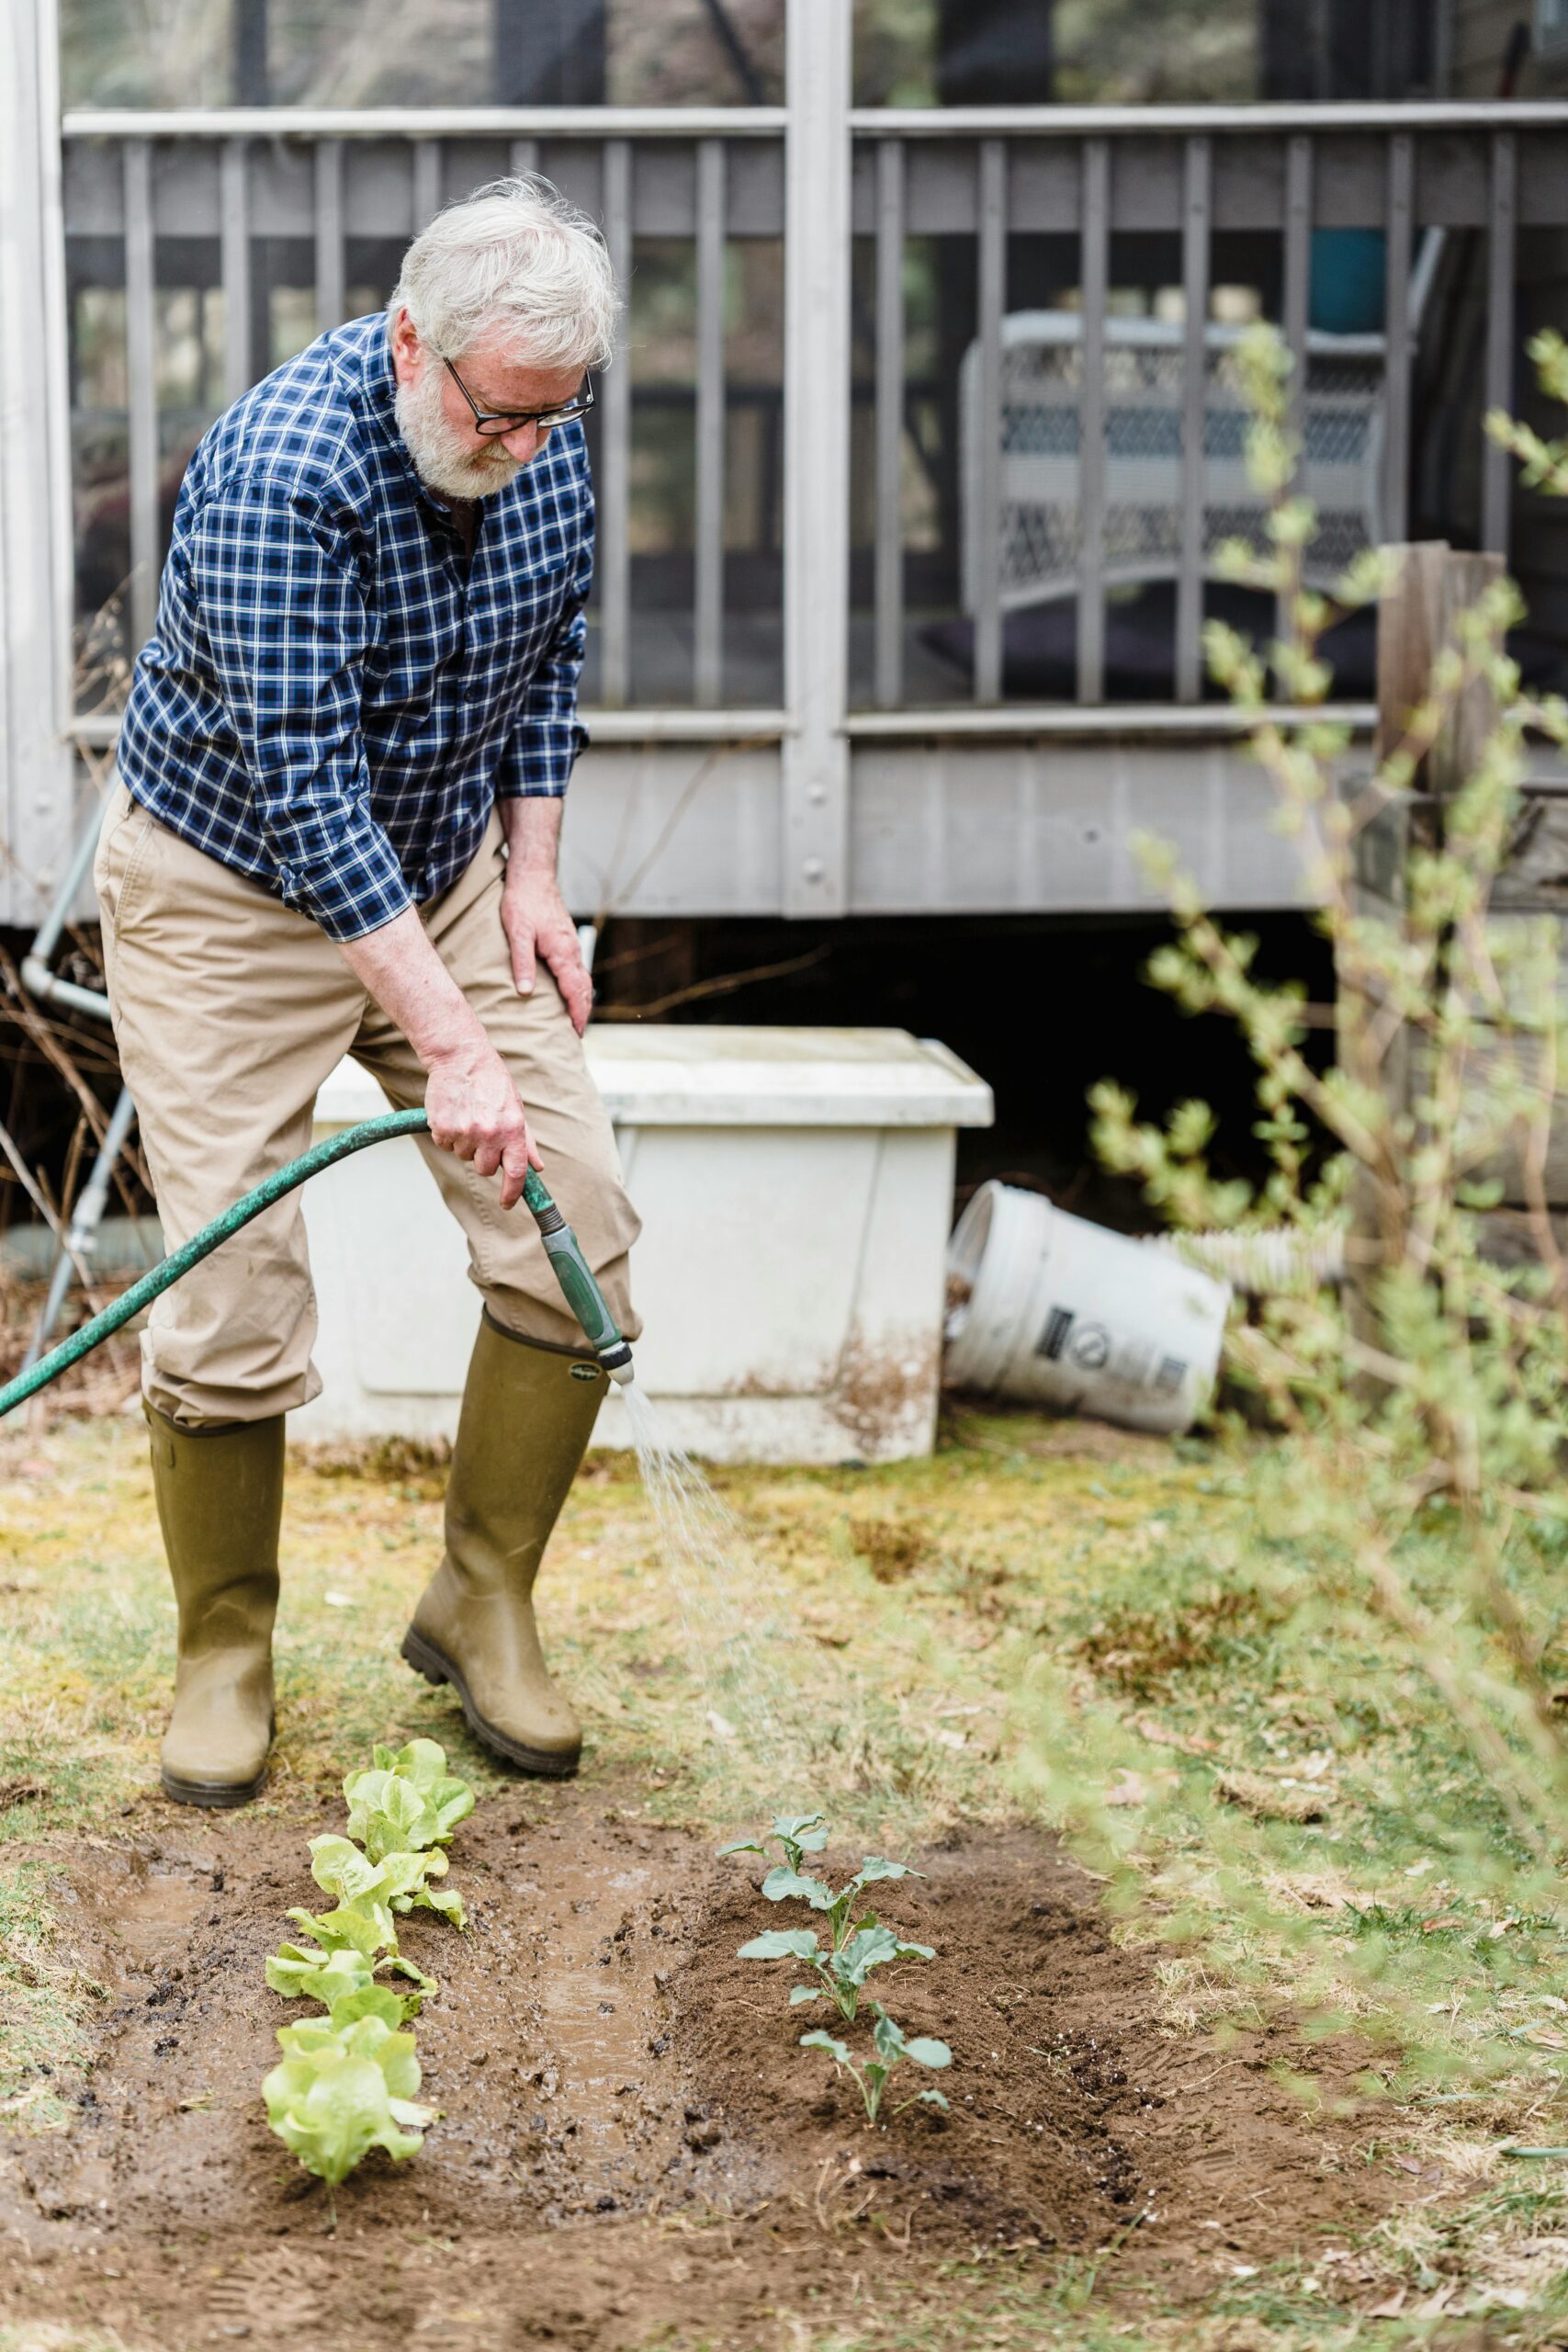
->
xmin=0 ymin=1109 xmax=632 ymax=1423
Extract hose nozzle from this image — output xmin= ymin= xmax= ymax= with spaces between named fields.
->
xmin=521 ymin=1168 xmax=635 ymax=1386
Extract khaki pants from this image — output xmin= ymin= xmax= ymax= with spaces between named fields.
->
xmin=95 ymin=783 xmax=639 ymax=1427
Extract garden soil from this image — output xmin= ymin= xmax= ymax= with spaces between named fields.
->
xmin=0 ymin=1786 xmax=1400 ymax=2349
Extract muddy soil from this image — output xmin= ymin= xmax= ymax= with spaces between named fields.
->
xmin=0 ymin=1785 xmax=1397 ymax=2350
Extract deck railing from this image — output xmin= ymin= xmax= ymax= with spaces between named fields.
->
xmin=49 ymin=87 xmax=1568 ymax=912
xmin=846 ymin=103 xmax=1568 ymax=712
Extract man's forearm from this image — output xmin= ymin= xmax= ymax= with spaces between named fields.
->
xmin=500 ymin=792 xmax=564 ymax=877
xmin=338 ymin=905 xmax=487 ymax=1072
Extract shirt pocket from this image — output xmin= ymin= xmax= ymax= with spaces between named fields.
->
xmin=469 ymin=564 xmax=576 ymax=713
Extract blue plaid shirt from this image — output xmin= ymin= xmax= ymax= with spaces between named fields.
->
xmin=117 ymin=313 xmax=592 ymax=943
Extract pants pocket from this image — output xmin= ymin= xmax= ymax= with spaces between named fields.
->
xmin=95 ymin=786 xmax=160 ymax=936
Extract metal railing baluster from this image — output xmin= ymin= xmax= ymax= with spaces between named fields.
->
xmin=123 ymin=138 xmax=159 ymax=659
xmin=598 ymin=138 xmax=632 ymax=708
xmin=1483 ymin=130 xmax=1517 ymax=558
xmin=220 ymin=136 xmax=251 ymax=401
xmin=1382 ymin=131 xmax=1414 ymax=543
xmin=873 ymin=137 xmax=905 ymax=711
xmin=314 ymin=138 xmax=344 ymax=333
xmin=1176 ymin=135 xmax=1211 ymax=706
xmin=974 ymin=138 xmax=1006 ymax=704
xmin=694 ymin=138 xmax=727 ymax=708
xmin=413 ymin=138 xmax=442 ymax=229
xmin=1077 ymin=138 xmax=1109 ymax=706
xmin=1279 ymin=133 xmax=1314 ymax=648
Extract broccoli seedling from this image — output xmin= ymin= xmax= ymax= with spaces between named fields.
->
xmin=800 ymin=2005 xmax=952 ymax=2127
xmin=739 ymin=1920 xmax=936 ymax=2022
xmin=721 ymin=1811 xmax=923 ymax=1954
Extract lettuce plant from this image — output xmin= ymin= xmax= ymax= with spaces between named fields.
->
xmin=800 ymin=2006 xmax=952 ymax=2126
xmin=307 ymin=1832 xmax=467 ymax=1929
xmin=262 ymin=2011 xmax=434 ymax=2186
xmin=739 ymin=1920 xmax=935 ymax=2022
xmin=264 ymin=1939 xmax=434 ymax=2013
xmin=344 ymin=1739 xmax=475 ymax=1860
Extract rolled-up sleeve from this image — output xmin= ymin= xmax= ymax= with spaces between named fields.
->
xmin=494 ymin=524 xmax=592 ymax=800
xmin=188 ymin=474 xmax=412 ymax=941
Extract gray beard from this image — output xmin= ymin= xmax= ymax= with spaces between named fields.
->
xmin=393 ymin=369 xmax=523 ymax=502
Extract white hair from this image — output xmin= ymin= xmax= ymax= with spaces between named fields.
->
xmin=389 ymin=174 xmax=618 ymax=372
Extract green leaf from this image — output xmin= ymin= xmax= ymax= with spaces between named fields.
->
xmin=852 ymin=1858 xmax=921 ymax=1888
xmin=326 ymin=1985 xmax=410 ymax=2033
xmin=835 ymin=1926 xmax=901 ymax=1985
xmin=287 ymin=1894 xmax=397 ymax=1958
xmin=400 ymin=1878 xmax=467 ymax=1930
xmin=307 ymin=1835 xmax=385 ymax=1905
xmin=761 ymin=1865 xmax=834 ymax=1910
xmin=738 ymin=1928 xmax=820 ymax=1962
xmin=905 ymin=2036 xmax=952 ymax=2070
xmin=344 ymin=1747 xmax=474 ymax=1858
xmin=265 ymin=1943 xmax=378 ymax=2005
xmin=912 ymin=2087 xmax=950 ymax=2111
xmin=871 ymin=2008 xmax=907 ymax=2064
xmin=772 ymin=1813 xmax=829 ymax=1853
xmin=799 ymin=2030 xmax=852 ymax=2065
xmin=788 ymin=1984 xmax=822 ymax=2006
xmin=716 ymin=1838 xmax=767 ymax=1860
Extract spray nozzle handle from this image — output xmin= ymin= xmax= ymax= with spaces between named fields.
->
xmin=520 ymin=1166 xmax=634 ymax=1384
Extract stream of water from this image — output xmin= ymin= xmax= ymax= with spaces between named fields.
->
xmin=616 ymin=1379 xmax=798 ymax=1781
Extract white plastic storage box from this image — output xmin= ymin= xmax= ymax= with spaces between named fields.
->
xmin=293 ymin=1027 xmax=993 ymax=1464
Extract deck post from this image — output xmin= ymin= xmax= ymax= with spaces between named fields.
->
xmin=781 ymin=0 xmax=852 ymax=916
xmin=1344 ymin=542 xmax=1507 ymax=1344
xmin=0 ymin=0 xmax=76 ymax=931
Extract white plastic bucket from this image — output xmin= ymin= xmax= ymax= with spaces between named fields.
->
xmin=944 ymin=1182 xmax=1232 ymax=1435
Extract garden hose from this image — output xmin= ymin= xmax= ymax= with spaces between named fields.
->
xmin=0 ymin=1108 xmax=634 ymax=1422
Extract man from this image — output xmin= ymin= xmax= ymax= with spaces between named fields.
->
xmin=95 ymin=176 xmax=640 ymax=1809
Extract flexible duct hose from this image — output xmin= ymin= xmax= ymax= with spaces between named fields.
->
xmin=0 ymin=1109 xmax=633 ymax=1422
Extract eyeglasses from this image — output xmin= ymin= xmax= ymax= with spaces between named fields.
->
xmin=440 ymin=355 xmax=595 ymax=438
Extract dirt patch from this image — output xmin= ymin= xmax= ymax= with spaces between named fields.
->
xmin=0 ymin=1791 xmax=1398 ymax=2349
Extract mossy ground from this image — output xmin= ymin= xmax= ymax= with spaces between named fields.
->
xmin=3 ymin=1403 xmax=1566 ymax=2346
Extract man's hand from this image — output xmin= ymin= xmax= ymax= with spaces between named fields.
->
xmin=499 ymin=795 xmax=592 ymax=1037
xmin=425 ymin=1034 xmax=540 ymax=1208
xmin=502 ymin=867 xmax=592 ymax=1036
xmin=336 ymin=904 xmax=541 ymax=1210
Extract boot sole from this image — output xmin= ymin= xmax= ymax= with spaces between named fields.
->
xmin=160 ymin=1765 xmax=268 ymax=1808
xmin=400 ymin=1626 xmax=581 ymax=1779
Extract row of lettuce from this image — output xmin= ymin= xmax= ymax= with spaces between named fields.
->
xmin=262 ymin=1737 xmax=475 ymax=2185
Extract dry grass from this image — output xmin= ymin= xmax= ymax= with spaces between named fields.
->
xmin=4 ymin=1406 xmax=1568 ymax=2335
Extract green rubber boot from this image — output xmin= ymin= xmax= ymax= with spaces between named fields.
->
xmin=148 ymin=1406 xmax=283 ymax=1807
xmin=401 ymin=1314 xmax=606 ymax=1776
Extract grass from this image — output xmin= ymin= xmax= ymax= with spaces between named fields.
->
xmin=4 ymin=1401 xmax=1568 ymax=2341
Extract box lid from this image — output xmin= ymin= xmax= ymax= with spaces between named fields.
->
xmin=313 ymin=1025 xmax=993 ymax=1131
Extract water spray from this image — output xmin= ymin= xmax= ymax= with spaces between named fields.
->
xmin=0 ymin=1109 xmax=634 ymax=1421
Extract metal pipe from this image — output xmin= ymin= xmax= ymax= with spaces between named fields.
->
xmin=20 ymin=794 xmax=113 ymax=1020
xmin=21 ymin=1084 xmax=139 ymax=1370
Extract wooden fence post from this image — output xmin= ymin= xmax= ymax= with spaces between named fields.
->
xmin=1344 ymin=542 xmax=1504 ymax=1340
